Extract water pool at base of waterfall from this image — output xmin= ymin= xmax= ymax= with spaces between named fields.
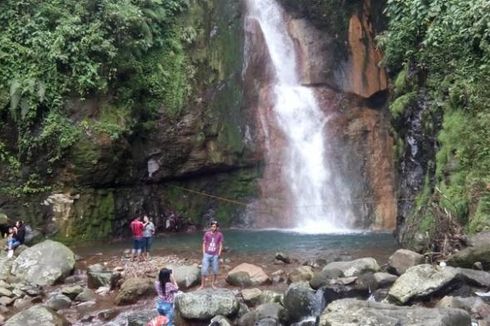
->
xmin=74 ymin=229 xmax=398 ymax=264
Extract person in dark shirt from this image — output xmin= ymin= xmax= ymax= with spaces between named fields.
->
xmin=9 ymin=220 xmax=25 ymax=250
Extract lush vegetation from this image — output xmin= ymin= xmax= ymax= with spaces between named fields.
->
xmin=0 ymin=0 xmax=189 ymax=191
xmin=379 ymin=0 xmax=490 ymax=238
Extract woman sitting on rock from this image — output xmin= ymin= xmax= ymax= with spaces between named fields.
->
xmin=155 ymin=268 xmax=179 ymax=326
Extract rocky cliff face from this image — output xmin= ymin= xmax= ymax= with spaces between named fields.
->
xmin=0 ymin=0 xmax=395 ymax=239
xmin=249 ymin=0 xmax=395 ymax=229
xmin=0 ymin=0 xmax=260 ymax=239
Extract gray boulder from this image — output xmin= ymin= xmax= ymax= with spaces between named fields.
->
xmin=114 ymin=277 xmax=155 ymax=305
xmin=319 ymin=298 xmax=471 ymax=326
xmin=283 ymin=282 xmax=321 ymax=322
xmin=5 ymin=305 xmax=70 ymax=326
xmin=388 ymin=249 xmax=425 ymax=275
xmin=46 ymin=294 xmax=72 ymax=311
xmin=447 ymin=267 xmax=490 ymax=288
xmin=127 ymin=309 xmax=158 ymax=326
xmin=11 ymin=240 xmax=75 ymax=286
xmin=287 ymin=266 xmax=314 ymax=284
xmin=209 ymin=315 xmax=233 ymax=326
xmin=388 ymin=264 xmax=458 ymax=304
xmin=310 ymin=269 xmax=343 ymax=290
xmin=87 ymin=264 xmax=117 ymax=289
xmin=171 ymin=264 xmax=201 ymax=289
xmin=322 ymin=258 xmax=379 ymax=277
xmin=447 ymin=234 xmax=490 ymax=270
xmin=226 ymin=263 xmax=270 ymax=287
xmin=175 ymin=288 xmax=239 ymax=319
xmin=437 ymin=295 xmax=490 ymax=318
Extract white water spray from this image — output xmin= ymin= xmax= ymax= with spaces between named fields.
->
xmin=246 ymin=0 xmax=355 ymax=233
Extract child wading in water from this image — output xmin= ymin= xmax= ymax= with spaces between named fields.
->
xmin=155 ymin=268 xmax=179 ymax=326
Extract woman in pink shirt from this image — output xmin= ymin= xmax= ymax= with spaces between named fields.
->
xmin=155 ymin=268 xmax=178 ymax=325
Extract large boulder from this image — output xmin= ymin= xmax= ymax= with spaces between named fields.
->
xmin=283 ymin=282 xmax=321 ymax=322
xmin=114 ymin=277 xmax=155 ymax=305
xmin=87 ymin=264 xmax=117 ymax=289
xmin=319 ymin=298 xmax=471 ymax=326
xmin=287 ymin=266 xmax=314 ymax=284
xmin=388 ymin=264 xmax=458 ymax=304
xmin=448 ymin=267 xmax=490 ymax=288
xmin=175 ymin=288 xmax=239 ymax=320
xmin=11 ymin=240 xmax=75 ymax=286
xmin=226 ymin=263 xmax=270 ymax=287
xmin=388 ymin=249 xmax=425 ymax=275
xmin=447 ymin=239 xmax=490 ymax=270
xmin=5 ymin=305 xmax=70 ymax=326
xmin=170 ymin=264 xmax=201 ymax=289
xmin=322 ymin=258 xmax=379 ymax=277
xmin=437 ymin=295 xmax=490 ymax=319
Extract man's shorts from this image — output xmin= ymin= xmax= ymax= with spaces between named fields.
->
xmin=201 ymin=253 xmax=219 ymax=275
xmin=133 ymin=237 xmax=143 ymax=251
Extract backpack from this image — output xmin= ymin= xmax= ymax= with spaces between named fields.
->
xmin=147 ymin=315 xmax=168 ymax=326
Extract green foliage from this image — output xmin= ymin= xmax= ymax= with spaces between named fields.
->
xmin=381 ymin=0 xmax=490 ymax=234
xmin=390 ymin=91 xmax=416 ymax=120
xmin=0 ymin=0 xmax=189 ymax=180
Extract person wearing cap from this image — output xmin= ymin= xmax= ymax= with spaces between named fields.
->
xmin=199 ymin=220 xmax=223 ymax=289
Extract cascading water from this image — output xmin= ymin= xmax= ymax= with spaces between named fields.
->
xmin=246 ymin=0 xmax=356 ymax=232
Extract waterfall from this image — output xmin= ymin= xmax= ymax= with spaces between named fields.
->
xmin=246 ymin=0 xmax=356 ymax=232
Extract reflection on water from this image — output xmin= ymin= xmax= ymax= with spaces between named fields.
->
xmin=74 ymin=229 xmax=398 ymax=264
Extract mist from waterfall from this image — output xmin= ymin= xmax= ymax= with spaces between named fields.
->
xmin=246 ymin=0 xmax=356 ymax=233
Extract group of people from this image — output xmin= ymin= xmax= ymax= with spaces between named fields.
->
xmin=5 ymin=220 xmax=26 ymax=258
xmin=130 ymin=215 xmax=155 ymax=261
xmin=137 ymin=219 xmax=223 ymax=326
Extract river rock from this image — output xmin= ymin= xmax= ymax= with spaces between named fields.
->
xmin=127 ymin=309 xmax=158 ymax=326
xmin=271 ymin=269 xmax=286 ymax=284
xmin=87 ymin=263 xmax=116 ymax=289
xmin=275 ymin=252 xmax=291 ymax=264
xmin=447 ymin=234 xmax=490 ymax=270
xmin=388 ymin=264 xmax=458 ymax=304
xmin=46 ymin=294 xmax=72 ymax=311
xmin=283 ymin=282 xmax=320 ymax=322
xmin=242 ymin=288 xmax=262 ymax=305
xmin=5 ymin=304 xmax=70 ymax=326
xmin=388 ymin=249 xmax=425 ymax=275
xmin=226 ymin=263 xmax=270 ymax=287
xmin=288 ymin=266 xmax=314 ymax=284
xmin=210 ymin=315 xmax=233 ymax=326
xmin=437 ymin=295 xmax=490 ymax=318
xmin=309 ymin=269 xmax=343 ymax=289
xmin=319 ymin=298 xmax=471 ymax=326
xmin=10 ymin=240 xmax=75 ymax=286
xmin=170 ymin=264 xmax=201 ymax=289
xmin=61 ymin=285 xmax=84 ymax=300
xmin=114 ymin=277 xmax=155 ymax=305
xmin=259 ymin=290 xmax=283 ymax=305
xmin=0 ymin=256 xmax=14 ymax=280
xmin=255 ymin=303 xmax=285 ymax=323
xmin=0 ymin=287 xmax=12 ymax=297
xmin=356 ymin=272 xmax=398 ymax=291
xmin=175 ymin=288 xmax=239 ymax=319
xmin=448 ymin=267 xmax=490 ymax=288
xmin=322 ymin=258 xmax=380 ymax=277
xmin=75 ymin=288 xmax=96 ymax=302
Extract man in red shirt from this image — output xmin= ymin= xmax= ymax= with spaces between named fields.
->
xmin=130 ymin=216 xmax=144 ymax=262
xmin=199 ymin=220 xmax=223 ymax=289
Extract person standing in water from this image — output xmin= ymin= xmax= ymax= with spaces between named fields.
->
xmin=155 ymin=268 xmax=178 ymax=326
xmin=199 ymin=220 xmax=223 ymax=289
xmin=142 ymin=215 xmax=155 ymax=261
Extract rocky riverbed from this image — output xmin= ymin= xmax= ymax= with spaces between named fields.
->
xmin=1 ymin=232 xmax=490 ymax=325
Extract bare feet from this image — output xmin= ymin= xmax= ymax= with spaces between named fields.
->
xmin=197 ymin=285 xmax=204 ymax=290
xmin=211 ymin=283 xmax=216 ymax=289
